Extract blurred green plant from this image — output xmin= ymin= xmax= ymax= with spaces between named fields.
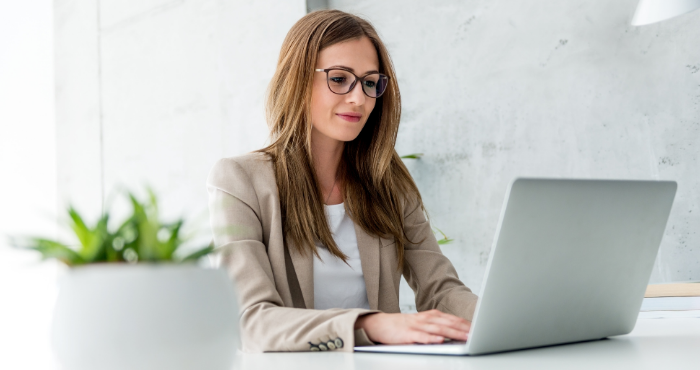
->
xmin=9 ymin=188 xmax=213 ymax=266
xmin=434 ymin=228 xmax=453 ymax=245
xmin=400 ymin=153 xmax=424 ymax=160
xmin=400 ymin=153 xmax=453 ymax=246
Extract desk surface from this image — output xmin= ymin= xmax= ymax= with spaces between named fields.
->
xmin=234 ymin=318 xmax=700 ymax=370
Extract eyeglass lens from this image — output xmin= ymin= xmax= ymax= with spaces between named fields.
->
xmin=327 ymin=70 xmax=388 ymax=98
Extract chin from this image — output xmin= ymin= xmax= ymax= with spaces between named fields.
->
xmin=328 ymin=124 xmax=365 ymax=142
xmin=334 ymin=131 xmax=362 ymax=142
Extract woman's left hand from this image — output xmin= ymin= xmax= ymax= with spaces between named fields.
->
xmin=355 ymin=309 xmax=471 ymax=344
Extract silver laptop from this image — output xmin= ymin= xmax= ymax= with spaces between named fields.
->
xmin=355 ymin=178 xmax=677 ymax=355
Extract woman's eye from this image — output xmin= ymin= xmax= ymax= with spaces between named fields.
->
xmin=363 ymin=81 xmax=376 ymax=88
xmin=329 ymin=77 xmax=346 ymax=85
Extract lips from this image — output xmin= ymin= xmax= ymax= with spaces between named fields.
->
xmin=336 ymin=112 xmax=362 ymax=123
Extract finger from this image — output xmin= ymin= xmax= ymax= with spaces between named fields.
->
xmin=410 ymin=331 xmax=444 ymax=344
xmin=414 ymin=311 xmax=472 ymax=337
xmin=420 ymin=310 xmax=470 ymax=326
xmin=414 ymin=313 xmax=470 ymax=333
xmin=418 ymin=323 xmax=469 ymax=341
xmin=432 ymin=310 xmax=471 ymax=326
xmin=424 ymin=315 xmax=471 ymax=332
xmin=437 ymin=314 xmax=471 ymax=333
xmin=424 ymin=309 xmax=443 ymax=317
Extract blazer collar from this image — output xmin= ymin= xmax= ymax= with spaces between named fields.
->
xmin=287 ymin=224 xmax=381 ymax=310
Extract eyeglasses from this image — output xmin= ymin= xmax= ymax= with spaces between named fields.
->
xmin=315 ymin=68 xmax=389 ymax=98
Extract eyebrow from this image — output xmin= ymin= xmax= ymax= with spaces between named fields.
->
xmin=327 ymin=65 xmax=380 ymax=76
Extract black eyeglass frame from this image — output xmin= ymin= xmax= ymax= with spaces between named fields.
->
xmin=314 ymin=68 xmax=390 ymax=98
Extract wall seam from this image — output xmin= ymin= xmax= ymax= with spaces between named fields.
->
xmin=96 ymin=0 xmax=105 ymax=213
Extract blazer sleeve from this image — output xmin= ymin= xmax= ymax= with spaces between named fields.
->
xmin=401 ymin=195 xmax=479 ymax=321
xmin=207 ymin=158 xmax=378 ymax=352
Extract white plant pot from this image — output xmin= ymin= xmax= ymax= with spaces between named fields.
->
xmin=52 ymin=264 xmax=239 ymax=370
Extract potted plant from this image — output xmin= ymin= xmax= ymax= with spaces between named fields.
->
xmin=10 ymin=188 xmax=239 ymax=370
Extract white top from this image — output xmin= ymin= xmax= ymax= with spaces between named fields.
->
xmin=313 ymin=202 xmax=370 ymax=310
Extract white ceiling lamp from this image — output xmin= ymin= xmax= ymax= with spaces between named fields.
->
xmin=632 ymin=0 xmax=700 ymax=25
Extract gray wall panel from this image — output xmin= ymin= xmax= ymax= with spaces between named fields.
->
xmin=330 ymin=0 xmax=700 ymax=310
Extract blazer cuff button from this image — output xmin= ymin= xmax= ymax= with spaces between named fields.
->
xmin=318 ymin=344 xmax=328 ymax=351
xmin=327 ymin=341 xmax=336 ymax=350
xmin=334 ymin=338 xmax=344 ymax=348
xmin=309 ymin=342 xmax=320 ymax=351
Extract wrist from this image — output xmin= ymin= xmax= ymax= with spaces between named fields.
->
xmin=354 ymin=312 xmax=381 ymax=330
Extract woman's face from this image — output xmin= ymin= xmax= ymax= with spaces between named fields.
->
xmin=310 ymin=36 xmax=379 ymax=144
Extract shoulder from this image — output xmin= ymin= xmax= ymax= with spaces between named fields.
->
xmin=403 ymin=191 xmax=424 ymax=221
xmin=208 ymin=152 xmax=273 ymax=178
xmin=207 ymin=152 xmax=276 ymax=199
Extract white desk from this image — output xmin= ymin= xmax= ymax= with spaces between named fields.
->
xmin=234 ymin=318 xmax=700 ymax=370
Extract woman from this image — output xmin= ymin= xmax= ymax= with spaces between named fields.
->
xmin=207 ymin=10 xmax=478 ymax=353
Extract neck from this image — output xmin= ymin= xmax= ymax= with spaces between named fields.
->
xmin=311 ymin=128 xmax=344 ymax=199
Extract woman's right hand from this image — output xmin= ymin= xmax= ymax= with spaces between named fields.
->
xmin=354 ymin=309 xmax=471 ymax=344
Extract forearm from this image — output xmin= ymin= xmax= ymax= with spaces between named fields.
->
xmin=241 ymin=302 xmax=378 ymax=352
xmin=404 ymin=249 xmax=479 ymax=320
xmin=401 ymin=196 xmax=479 ymax=320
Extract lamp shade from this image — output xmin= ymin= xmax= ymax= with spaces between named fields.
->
xmin=632 ymin=0 xmax=700 ymax=25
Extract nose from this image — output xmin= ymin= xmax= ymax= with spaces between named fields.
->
xmin=345 ymin=80 xmax=367 ymax=106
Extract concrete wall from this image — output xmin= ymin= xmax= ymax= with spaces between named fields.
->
xmin=55 ymin=0 xmax=306 ymax=245
xmin=329 ymin=0 xmax=700 ymax=310
xmin=0 ymin=2 xmax=59 ymax=368
xmin=55 ymin=0 xmax=699 ymax=313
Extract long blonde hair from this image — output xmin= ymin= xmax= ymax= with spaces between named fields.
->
xmin=258 ymin=10 xmax=423 ymax=269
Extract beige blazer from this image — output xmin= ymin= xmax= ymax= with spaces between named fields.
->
xmin=206 ymin=152 xmax=478 ymax=353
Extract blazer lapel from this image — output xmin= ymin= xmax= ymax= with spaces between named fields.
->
xmin=355 ymin=223 xmax=380 ymax=310
xmin=287 ymin=239 xmax=314 ymax=309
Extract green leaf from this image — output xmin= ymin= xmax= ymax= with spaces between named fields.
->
xmin=400 ymin=153 xmax=424 ymax=159
xmin=129 ymin=192 xmax=160 ymax=262
xmin=433 ymin=228 xmax=453 ymax=245
xmin=437 ymin=237 xmax=454 ymax=245
xmin=115 ymin=214 xmax=136 ymax=235
xmin=162 ymin=220 xmax=184 ymax=260
xmin=85 ymin=212 xmax=111 ymax=262
xmin=19 ymin=237 xmax=85 ymax=266
xmin=67 ymin=207 xmax=94 ymax=249
xmin=67 ymin=206 xmax=111 ymax=262
xmin=180 ymin=244 xmax=214 ymax=263
xmin=147 ymin=186 xmax=158 ymax=209
xmin=106 ymin=237 xmax=121 ymax=263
